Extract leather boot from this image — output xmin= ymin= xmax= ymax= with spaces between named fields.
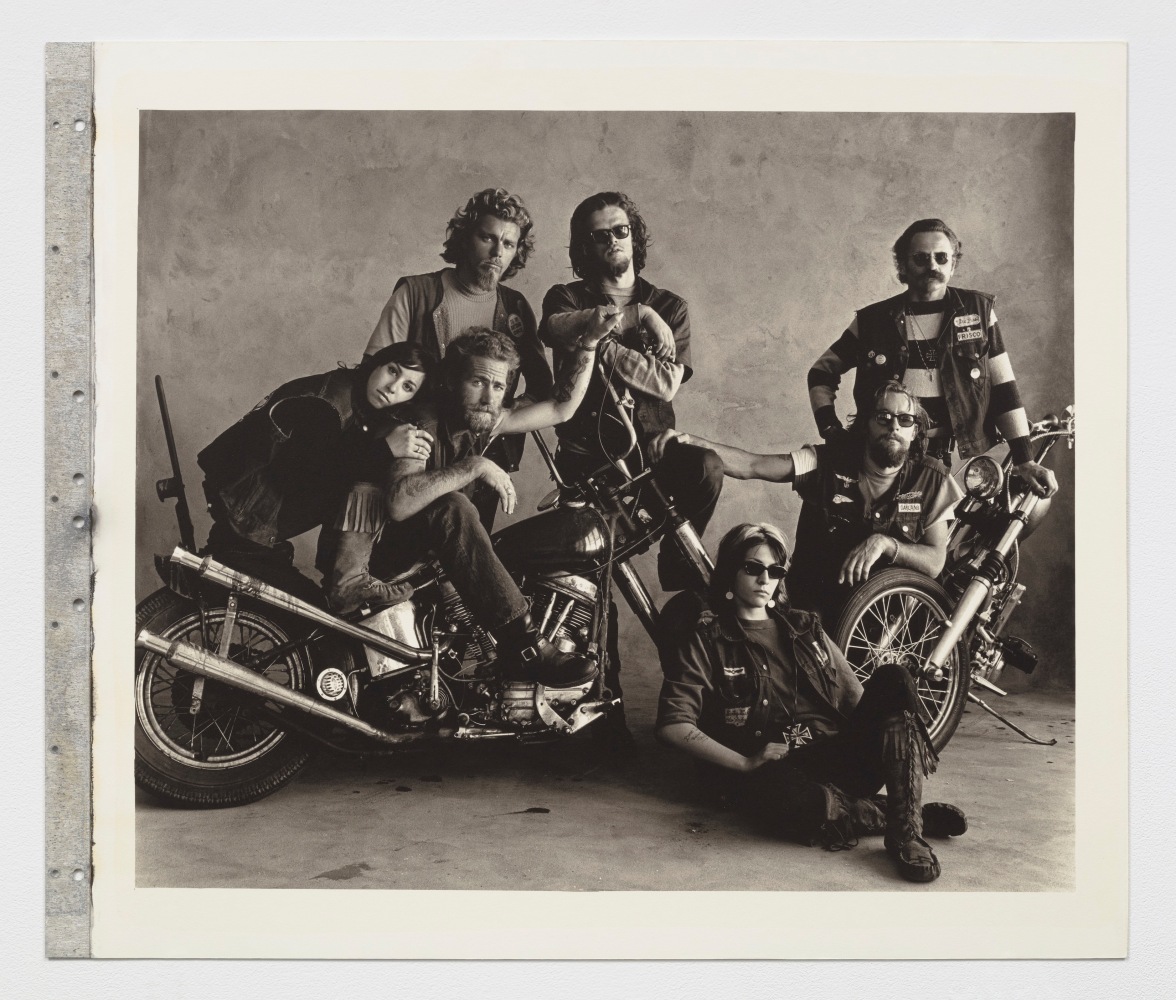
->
xmin=324 ymin=529 xmax=414 ymax=614
xmin=493 ymin=612 xmax=597 ymax=687
xmin=880 ymin=710 xmax=942 ymax=883
xmin=869 ymin=796 xmax=969 ymax=839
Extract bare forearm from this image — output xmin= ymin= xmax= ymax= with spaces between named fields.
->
xmin=657 ymin=723 xmax=752 ymax=772
xmin=890 ymin=537 xmax=947 ymax=579
xmin=501 ymin=348 xmax=597 ymax=433
xmin=387 ymin=458 xmax=482 ymax=521
xmin=543 ymin=309 xmax=594 ymax=349
xmin=672 ymin=432 xmax=794 ymax=482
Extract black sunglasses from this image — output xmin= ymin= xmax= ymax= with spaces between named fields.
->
xmin=588 ymin=224 xmax=632 ymax=245
xmin=873 ymin=410 xmax=918 ymax=428
xmin=910 ymin=250 xmax=952 ymax=267
xmin=739 ymin=560 xmax=787 ymax=580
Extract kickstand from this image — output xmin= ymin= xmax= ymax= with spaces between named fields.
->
xmin=967 ymin=692 xmax=1058 ymax=745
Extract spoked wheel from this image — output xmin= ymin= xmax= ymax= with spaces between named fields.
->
xmin=833 ymin=568 xmax=970 ymax=752
xmin=134 ymin=587 xmax=314 ymax=808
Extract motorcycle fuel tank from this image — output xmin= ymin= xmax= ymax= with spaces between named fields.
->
xmin=493 ymin=504 xmax=614 ymax=573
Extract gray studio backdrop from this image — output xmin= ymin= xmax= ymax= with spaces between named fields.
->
xmin=136 ymin=110 xmax=1075 ymax=686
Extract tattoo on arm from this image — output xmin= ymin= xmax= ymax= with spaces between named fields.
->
xmin=683 ymin=728 xmax=711 ymax=744
xmin=552 ymin=351 xmax=591 ymax=403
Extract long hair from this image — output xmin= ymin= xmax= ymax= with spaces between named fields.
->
xmin=568 ymin=191 xmax=651 ymax=280
xmin=442 ymin=326 xmax=521 ymax=388
xmin=352 ymin=341 xmax=438 ymax=422
xmin=708 ymin=522 xmax=791 ymax=610
xmin=847 ymin=379 xmax=929 ymax=466
xmin=440 ymin=187 xmax=535 ymax=281
xmin=891 ymin=217 xmax=963 ymax=285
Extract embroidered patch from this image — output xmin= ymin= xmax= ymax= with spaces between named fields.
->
xmin=722 ymin=664 xmax=746 ymax=678
xmin=898 ymin=502 xmax=922 ymax=513
xmin=954 ymin=313 xmax=981 ymax=327
xmin=835 ymin=473 xmax=857 ymax=485
xmin=507 ymin=313 xmax=524 ymax=338
xmin=832 ymin=494 xmax=853 ymax=504
xmin=724 ymin=706 xmax=751 ymax=726
xmin=956 ymin=327 xmax=984 ymax=342
xmin=896 ymin=491 xmax=923 ymax=500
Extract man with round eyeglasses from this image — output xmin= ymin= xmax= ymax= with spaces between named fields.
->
xmin=807 ymin=217 xmax=1056 ymax=499
xmin=650 ymin=380 xmax=962 ymax=626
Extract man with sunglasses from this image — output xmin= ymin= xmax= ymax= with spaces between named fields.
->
xmin=807 ymin=218 xmax=1056 ymax=499
xmin=538 ymin=192 xmax=723 ymax=588
xmin=650 ymin=380 xmax=962 ymax=626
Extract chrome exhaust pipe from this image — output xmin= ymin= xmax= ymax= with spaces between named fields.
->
xmin=136 ymin=629 xmax=412 ymax=745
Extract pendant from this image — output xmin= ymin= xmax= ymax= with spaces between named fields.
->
xmin=784 ymin=723 xmax=814 ymax=749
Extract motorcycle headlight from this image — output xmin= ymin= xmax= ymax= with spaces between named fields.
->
xmin=962 ymin=455 xmax=1004 ymax=499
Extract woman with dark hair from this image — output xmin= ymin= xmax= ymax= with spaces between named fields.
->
xmin=656 ymin=522 xmax=967 ymax=883
xmin=196 ymin=341 xmax=437 ymax=606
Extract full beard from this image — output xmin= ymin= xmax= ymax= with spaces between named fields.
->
xmin=868 ymin=435 xmax=909 ymax=468
xmin=463 ymin=405 xmax=501 ymax=434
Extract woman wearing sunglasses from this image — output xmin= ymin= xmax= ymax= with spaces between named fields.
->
xmin=656 ymin=522 xmax=966 ymax=883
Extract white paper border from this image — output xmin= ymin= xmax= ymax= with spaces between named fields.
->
xmin=89 ymin=39 xmax=1126 ymax=959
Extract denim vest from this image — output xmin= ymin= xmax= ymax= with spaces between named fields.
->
xmin=197 ymin=369 xmax=357 ymax=546
xmin=787 ymin=440 xmax=950 ymax=622
xmin=693 ymin=603 xmax=861 ymax=755
xmin=852 ymin=286 xmax=998 ymax=458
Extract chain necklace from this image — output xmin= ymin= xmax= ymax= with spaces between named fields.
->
xmin=906 ymin=309 xmax=941 ymax=377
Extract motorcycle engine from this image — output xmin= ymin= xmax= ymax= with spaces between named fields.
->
xmin=524 ymin=572 xmax=599 ymax=654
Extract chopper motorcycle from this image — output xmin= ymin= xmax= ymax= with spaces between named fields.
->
xmin=134 ymin=371 xmax=713 ymax=808
xmin=832 ymin=407 xmax=1075 ymax=752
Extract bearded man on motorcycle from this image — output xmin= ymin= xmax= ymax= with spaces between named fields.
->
xmin=650 ymin=380 xmax=963 ymax=627
xmin=319 ymin=325 xmax=609 ymax=688
xmin=807 ymin=217 xmax=1056 ymax=499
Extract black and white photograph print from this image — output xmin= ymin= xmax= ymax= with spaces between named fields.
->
xmin=86 ymin=40 xmax=1126 ymax=960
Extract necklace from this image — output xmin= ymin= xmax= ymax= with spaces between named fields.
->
xmin=906 ymin=309 xmax=941 ymax=376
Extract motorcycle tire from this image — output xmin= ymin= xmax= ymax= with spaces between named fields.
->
xmin=833 ymin=568 xmax=970 ymax=752
xmin=134 ymin=586 xmax=314 ymax=808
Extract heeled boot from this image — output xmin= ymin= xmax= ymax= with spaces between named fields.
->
xmin=493 ymin=612 xmax=598 ymax=687
xmin=324 ymin=528 xmax=413 ymax=614
xmin=880 ymin=710 xmax=942 ymax=883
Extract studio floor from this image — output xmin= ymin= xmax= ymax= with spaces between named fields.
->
xmin=136 ymin=677 xmax=1074 ymax=893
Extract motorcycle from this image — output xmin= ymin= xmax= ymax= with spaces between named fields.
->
xmin=832 ymin=406 xmax=1075 ymax=751
xmin=134 ymin=371 xmax=713 ymax=808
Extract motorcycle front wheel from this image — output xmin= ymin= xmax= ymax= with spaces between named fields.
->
xmin=134 ymin=587 xmax=314 ymax=808
xmin=833 ymin=568 xmax=970 ymax=752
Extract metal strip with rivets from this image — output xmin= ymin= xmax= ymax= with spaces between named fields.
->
xmin=44 ymin=41 xmax=94 ymax=959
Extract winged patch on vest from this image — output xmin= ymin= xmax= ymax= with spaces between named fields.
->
xmin=835 ymin=473 xmax=856 ymax=485
xmin=722 ymin=664 xmax=746 ymax=678
xmin=896 ymin=491 xmax=923 ymax=500
xmin=832 ymin=494 xmax=852 ymax=504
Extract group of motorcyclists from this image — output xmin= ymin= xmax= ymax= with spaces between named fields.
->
xmin=194 ymin=187 xmax=1058 ymax=883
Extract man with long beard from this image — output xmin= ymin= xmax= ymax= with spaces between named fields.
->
xmin=366 ymin=187 xmax=553 ymax=527
xmin=650 ymin=381 xmax=962 ymax=627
